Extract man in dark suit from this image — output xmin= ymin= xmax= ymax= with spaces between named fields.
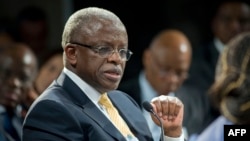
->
xmin=0 ymin=43 xmax=38 ymax=141
xmin=191 ymin=0 xmax=250 ymax=88
xmin=118 ymin=29 xmax=192 ymax=140
xmin=180 ymin=0 xmax=250 ymax=138
xmin=22 ymin=7 xmax=185 ymax=141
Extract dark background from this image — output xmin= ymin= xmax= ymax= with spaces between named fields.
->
xmin=1 ymin=0 xmax=244 ymax=82
xmin=72 ymin=0 xmax=219 ymax=81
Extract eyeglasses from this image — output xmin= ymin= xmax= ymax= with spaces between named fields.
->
xmin=68 ymin=42 xmax=133 ymax=61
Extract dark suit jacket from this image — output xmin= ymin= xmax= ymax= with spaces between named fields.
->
xmin=118 ymin=77 xmax=143 ymax=108
xmin=177 ymin=40 xmax=221 ymax=135
xmin=0 ymin=107 xmax=22 ymax=141
xmin=22 ymin=72 xmax=153 ymax=141
xmin=186 ymin=40 xmax=219 ymax=90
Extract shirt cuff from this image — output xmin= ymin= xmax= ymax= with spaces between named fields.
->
xmin=164 ymin=131 xmax=185 ymax=141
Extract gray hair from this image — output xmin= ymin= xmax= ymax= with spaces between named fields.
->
xmin=61 ymin=7 xmax=126 ymax=48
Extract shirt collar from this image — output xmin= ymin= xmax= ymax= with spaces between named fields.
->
xmin=63 ymin=67 xmax=101 ymax=106
xmin=139 ymin=71 xmax=158 ymax=104
xmin=214 ymin=38 xmax=226 ymax=54
xmin=139 ymin=71 xmax=175 ymax=103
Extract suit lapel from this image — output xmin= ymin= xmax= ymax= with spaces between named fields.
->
xmin=108 ymin=91 xmax=151 ymax=139
xmin=56 ymin=72 xmax=126 ymax=141
xmin=83 ymin=101 xmax=126 ymax=141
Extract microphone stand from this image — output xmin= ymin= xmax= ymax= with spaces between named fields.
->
xmin=143 ymin=101 xmax=165 ymax=141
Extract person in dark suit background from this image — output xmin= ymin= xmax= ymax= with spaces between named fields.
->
xmin=118 ymin=29 xmax=192 ymax=140
xmin=190 ymin=32 xmax=250 ymax=141
xmin=0 ymin=43 xmax=38 ymax=141
xmin=178 ymin=0 xmax=250 ymax=137
xmin=22 ymin=7 xmax=185 ymax=141
xmin=188 ymin=0 xmax=250 ymax=90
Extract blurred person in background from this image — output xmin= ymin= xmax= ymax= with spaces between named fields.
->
xmin=119 ymin=29 xmax=192 ymax=140
xmin=23 ymin=48 xmax=63 ymax=114
xmin=191 ymin=32 xmax=250 ymax=141
xmin=0 ymin=43 xmax=38 ymax=141
xmin=178 ymin=0 xmax=250 ymax=137
xmin=33 ymin=48 xmax=63 ymax=95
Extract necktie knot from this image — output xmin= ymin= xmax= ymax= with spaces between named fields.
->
xmin=99 ymin=93 xmax=113 ymax=108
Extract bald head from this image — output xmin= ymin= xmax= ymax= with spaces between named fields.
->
xmin=150 ymin=29 xmax=191 ymax=55
xmin=1 ymin=43 xmax=38 ymax=76
xmin=7 ymin=43 xmax=37 ymax=65
xmin=0 ymin=42 xmax=38 ymax=110
xmin=143 ymin=29 xmax=192 ymax=95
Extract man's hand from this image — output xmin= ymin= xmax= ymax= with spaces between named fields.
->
xmin=150 ymin=95 xmax=184 ymax=137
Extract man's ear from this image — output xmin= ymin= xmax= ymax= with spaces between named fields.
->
xmin=65 ymin=45 xmax=77 ymax=66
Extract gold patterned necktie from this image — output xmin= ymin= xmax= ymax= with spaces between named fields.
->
xmin=99 ymin=93 xmax=134 ymax=138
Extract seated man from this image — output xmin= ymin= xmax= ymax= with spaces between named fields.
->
xmin=0 ymin=43 xmax=38 ymax=141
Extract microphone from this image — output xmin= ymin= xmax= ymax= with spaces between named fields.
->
xmin=142 ymin=101 xmax=165 ymax=141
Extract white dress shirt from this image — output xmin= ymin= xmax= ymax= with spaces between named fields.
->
xmin=139 ymin=71 xmax=185 ymax=141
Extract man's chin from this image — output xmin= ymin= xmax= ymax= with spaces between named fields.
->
xmin=105 ymin=83 xmax=119 ymax=91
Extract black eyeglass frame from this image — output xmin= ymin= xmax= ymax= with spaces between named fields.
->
xmin=67 ymin=42 xmax=133 ymax=61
